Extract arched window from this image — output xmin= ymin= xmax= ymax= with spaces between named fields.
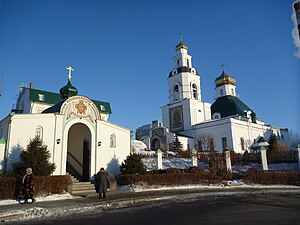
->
xmin=192 ymin=84 xmax=198 ymax=99
xmin=35 ymin=126 xmax=43 ymax=139
xmin=220 ymin=89 xmax=224 ymax=96
xmin=187 ymin=59 xmax=190 ymax=68
xmin=110 ymin=134 xmax=116 ymax=147
xmin=174 ymin=84 xmax=179 ymax=101
xmin=177 ymin=59 xmax=180 ymax=67
xmin=231 ymin=88 xmax=234 ymax=96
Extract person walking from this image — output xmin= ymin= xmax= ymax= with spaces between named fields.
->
xmin=21 ymin=167 xmax=35 ymax=203
xmin=96 ymin=168 xmax=110 ymax=199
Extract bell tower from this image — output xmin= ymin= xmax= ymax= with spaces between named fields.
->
xmin=167 ymin=39 xmax=201 ymax=103
xmin=161 ymin=37 xmax=211 ymax=134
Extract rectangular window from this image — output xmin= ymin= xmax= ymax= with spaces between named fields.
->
xmin=208 ymin=137 xmax=214 ymax=151
xmin=240 ymin=138 xmax=245 ymax=150
xmin=222 ymin=137 xmax=228 ymax=150
xmin=38 ymin=94 xmax=45 ymax=101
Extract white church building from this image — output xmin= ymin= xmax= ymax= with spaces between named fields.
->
xmin=137 ymin=40 xmax=289 ymax=153
xmin=0 ymin=68 xmax=131 ymax=179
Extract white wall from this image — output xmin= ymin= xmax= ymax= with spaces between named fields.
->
xmin=5 ymin=114 xmax=57 ymax=171
xmin=96 ymin=120 xmax=130 ymax=175
xmin=0 ymin=143 xmax=5 ymax=173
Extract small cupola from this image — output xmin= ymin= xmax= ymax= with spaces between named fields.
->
xmin=175 ymin=41 xmax=189 ymax=51
xmin=60 ymin=66 xmax=78 ymax=99
xmin=60 ymin=81 xmax=78 ymax=99
xmin=215 ymin=70 xmax=236 ymax=88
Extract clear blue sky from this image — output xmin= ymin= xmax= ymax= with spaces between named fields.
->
xmin=0 ymin=0 xmax=299 ymax=135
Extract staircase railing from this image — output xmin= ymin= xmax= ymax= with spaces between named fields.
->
xmin=67 ymin=152 xmax=83 ymax=177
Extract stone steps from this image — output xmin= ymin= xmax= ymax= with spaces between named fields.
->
xmin=67 ymin=173 xmax=97 ymax=197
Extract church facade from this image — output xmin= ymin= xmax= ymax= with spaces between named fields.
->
xmin=137 ymin=40 xmax=289 ymax=153
xmin=0 ymin=69 xmax=131 ymax=178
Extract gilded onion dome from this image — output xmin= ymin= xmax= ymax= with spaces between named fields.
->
xmin=214 ymin=71 xmax=236 ymax=87
xmin=175 ymin=41 xmax=188 ymax=51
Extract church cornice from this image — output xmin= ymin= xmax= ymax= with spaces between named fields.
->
xmin=168 ymin=66 xmax=199 ymax=77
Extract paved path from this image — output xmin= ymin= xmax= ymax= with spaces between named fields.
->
xmin=1 ymin=186 xmax=300 ymax=224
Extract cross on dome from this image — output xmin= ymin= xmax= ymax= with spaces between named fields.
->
xmin=66 ymin=66 xmax=74 ymax=82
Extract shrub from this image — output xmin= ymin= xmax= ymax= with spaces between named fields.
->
xmin=244 ymin=168 xmax=300 ymax=185
xmin=0 ymin=175 xmax=71 ymax=200
xmin=120 ymin=154 xmax=146 ymax=174
xmin=11 ymin=136 xmax=56 ymax=176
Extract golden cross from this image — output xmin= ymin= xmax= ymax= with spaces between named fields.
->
xmin=66 ymin=66 xmax=74 ymax=82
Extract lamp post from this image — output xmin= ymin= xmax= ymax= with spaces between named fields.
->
xmin=256 ymin=136 xmax=269 ymax=171
xmin=260 ymin=146 xmax=268 ymax=171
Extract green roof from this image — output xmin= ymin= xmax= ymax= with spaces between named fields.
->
xmin=29 ymin=88 xmax=111 ymax=114
xmin=42 ymin=98 xmax=112 ymax=114
xmin=211 ymin=95 xmax=252 ymax=118
xmin=29 ymin=88 xmax=62 ymax=104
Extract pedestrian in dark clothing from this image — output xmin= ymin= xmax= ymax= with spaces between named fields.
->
xmin=21 ymin=167 xmax=35 ymax=204
xmin=96 ymin=168 xmax=110 ymax=199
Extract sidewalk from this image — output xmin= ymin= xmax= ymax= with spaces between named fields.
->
xmin=1 ymin=185 xmax=300 ymax=222
xmin=0 ymin=189 xmax=180 ymax=222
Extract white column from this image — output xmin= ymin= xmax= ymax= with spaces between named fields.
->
xmin=224 ymin=147 xmax=232 ymax=173
xmin=260 ymin=146 xmax=268 ymax=171
xmin=156 ymin=149 xmax=163 ymax=170
xmin=191 ymin=148 xmax=198 ymax=167
xmin=297 ymin=144 xmax=300 ymax=171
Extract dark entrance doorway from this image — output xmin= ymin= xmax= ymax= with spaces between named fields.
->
xmin=67 ymin=123 xmax=91 ymax=181
xmin=82 ymin=139 xmax=90 ymax=181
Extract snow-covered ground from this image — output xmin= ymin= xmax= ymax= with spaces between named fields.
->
xmin=0 ymin=193 xmax=79 ymax=206
xmin=142 ymin=157 xmax=299 ymax=173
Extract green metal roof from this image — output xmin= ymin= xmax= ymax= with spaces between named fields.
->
xmin=42 ymin=98 xmax=112 ymax=114
xmin=29 ymin=88 xmax=111 ymax=114
xmin=211 ymin=95 xmax=252 ymax=118
xmin=29 ymin=88 xmax=62 ymax=104
xmin=92 ymin=100 xmax=112 ymax=114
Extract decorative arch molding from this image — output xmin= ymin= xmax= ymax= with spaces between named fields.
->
xmin=60 ymin=96 xmax=100 ymax=122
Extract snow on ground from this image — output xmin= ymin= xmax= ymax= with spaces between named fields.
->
xmin=0 ymin=192 xmax=79 ymax=206
xmin=142 ymin=157 xmax=208 ymax=171
xmin=142 ymin=157 xmax=299 ymax=173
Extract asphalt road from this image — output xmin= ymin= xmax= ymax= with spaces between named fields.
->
xmin=9 ymin=191 xmax=300 ymax=225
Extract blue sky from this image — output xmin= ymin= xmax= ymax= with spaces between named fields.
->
xmin=0 ymin=0 xmax=299 ymax=135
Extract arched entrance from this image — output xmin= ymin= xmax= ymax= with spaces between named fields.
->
xmin=67 ymin=123 xmax=91 ymax=181
xmin=151 ymin=137 xmax=161 ymax=150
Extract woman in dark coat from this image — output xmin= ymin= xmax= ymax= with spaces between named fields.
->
xmin=21 ymin=167 xmax=35 ymax=203
xmin=96 ymin=168 xmax=110 ymax=199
